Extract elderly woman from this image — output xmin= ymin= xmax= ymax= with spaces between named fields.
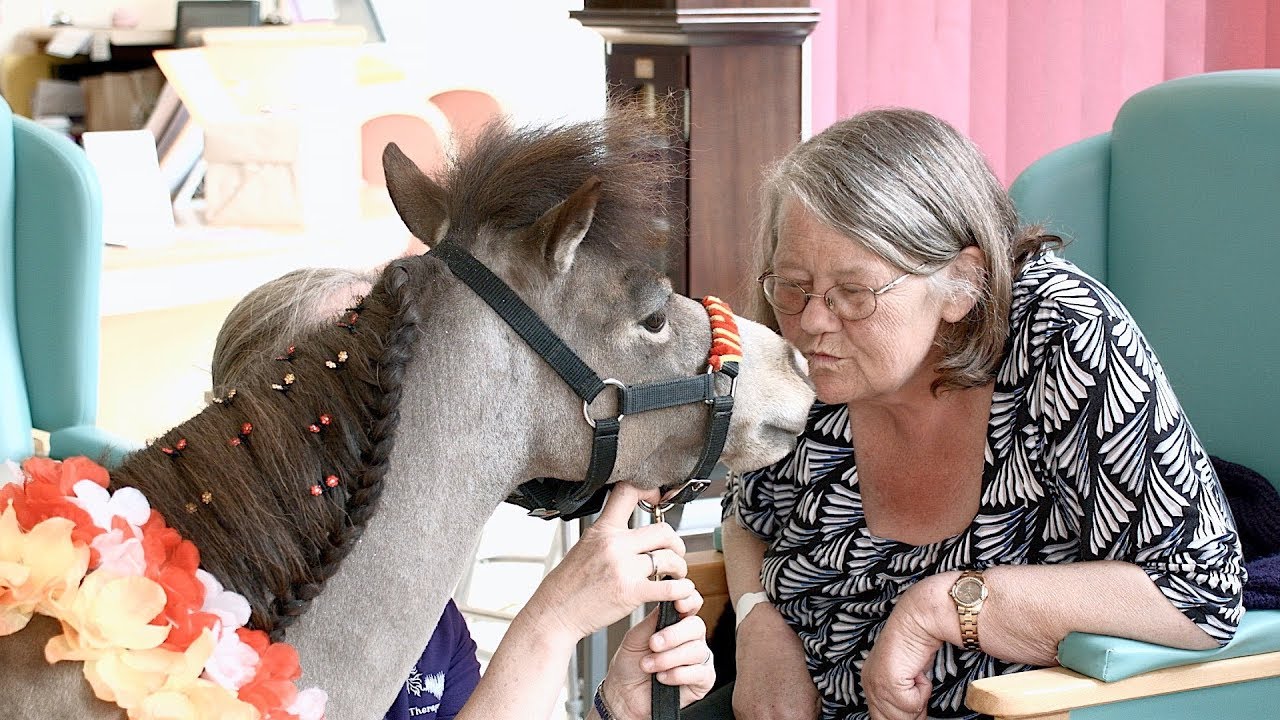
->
xmin=708 ymin=109 xmax=1245 ymax=720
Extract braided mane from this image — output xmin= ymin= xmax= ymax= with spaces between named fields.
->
xmin=111 ymin=257 xmax=437 ymax=638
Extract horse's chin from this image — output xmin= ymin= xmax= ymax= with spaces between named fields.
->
xmin=720 ymin=424 xmax=803 ymax=475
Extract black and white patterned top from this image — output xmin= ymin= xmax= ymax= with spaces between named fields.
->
xmin=723 ymin=253 xmax=1245 ymax=720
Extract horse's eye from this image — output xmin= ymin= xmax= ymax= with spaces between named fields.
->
xmin=642 ymin=310 xmax=667 ymax=333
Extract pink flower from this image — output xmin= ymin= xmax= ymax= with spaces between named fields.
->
xmin=196 ymin=570 xmax=251 ymax=630
xmin=91 ymin=530 xmax=147 ymax=578
xmin=203 ymin=624 xmax=261 ymax=690
xmin=288 ymin=687 xmax=329 ymax=720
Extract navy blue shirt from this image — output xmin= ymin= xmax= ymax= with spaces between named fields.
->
xmin=383 ymin=600 xmax=481 ymax=720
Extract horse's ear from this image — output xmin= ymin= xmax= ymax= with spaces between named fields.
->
xmin=532 ymin=176 xmax=602 ymax=274
xmin=383 ymin=143 xmax=449 ymax=247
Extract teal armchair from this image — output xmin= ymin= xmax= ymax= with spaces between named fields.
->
xmin=967 ymin=70 xmax=1280 ymax=719
xmin=0 ymin=95 xmax=136 ymax=467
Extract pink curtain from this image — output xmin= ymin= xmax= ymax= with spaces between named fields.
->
xmin=809 ymin=0 xmax=1280 ymax=183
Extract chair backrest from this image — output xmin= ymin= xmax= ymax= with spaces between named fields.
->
xmin=428 ymin=89 xmax=502 ymax=143
xmin=1010 ymin=70 xmax=1280 ymax=488
xmin=0 ymin=97 xmax=33 ymax=460
xmin=0 ymin=95 xmax=104 ymax=462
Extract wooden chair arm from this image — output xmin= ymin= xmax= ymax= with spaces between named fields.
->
xmin=686 ymin=549 xmax=729 ymax=635
xmin=965 ymin=650 xmax=1280 ymax=720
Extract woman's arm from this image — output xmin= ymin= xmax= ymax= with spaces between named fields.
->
xmin=860 ymin=560 xmax=1219 ymax=720
xmin=722 ymin=514 xmax=766 ymax=606
xmin=916 ymin=561 xmax=1217 ymax=664
xmin=723 ymin=514 xmax=821 ymax=720
xmin=455 ymin=484 xmax=698 ymax=720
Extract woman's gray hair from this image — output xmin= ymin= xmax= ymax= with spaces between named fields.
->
xmin=212 ymin=267 xmax=377 ymax=391
xmin=750 ymin=107 xmax=1055 ymax=392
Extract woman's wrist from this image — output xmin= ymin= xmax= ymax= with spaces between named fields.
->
xmin=596 ymin=676 xmax=633 ymax=720
xmin=903 ymin=571 xmax=963 ymax=646
xmin=508 ymin=599 xmax=581 ymax=656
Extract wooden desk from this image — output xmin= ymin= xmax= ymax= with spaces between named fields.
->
xmin=23 ymin=26 xmax=174 ymax=48
xmin=98 ymin=189 xmax=415 ymax=442
xmin=687 ymin=549 xmax=730 ymax=635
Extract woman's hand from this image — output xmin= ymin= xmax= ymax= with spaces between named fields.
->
xmin=860 ymin=580 xmax=946 ymax=720
xmin=598 ymin=592 xmax=715 ymax=719
xmin=732 ymin=603 xmax=820 ymax=720
xmin=521 ymin=483 xmax=696 ymax=645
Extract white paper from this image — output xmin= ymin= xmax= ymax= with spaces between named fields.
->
xmin=293 ymin=0 xmax=339 ymax=21
xmin=81 ymin=131 xmax=177 ymax=248
xmin=31 ymin=79 xmax=85 ymax=117
xmin=89 ymin=32 xmax=112 ymax=62
xmin=44 ymin=27 xmax=94 ymax=58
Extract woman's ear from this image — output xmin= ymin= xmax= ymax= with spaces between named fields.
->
xmin=940 ymin=246 xmax=987 ymax=323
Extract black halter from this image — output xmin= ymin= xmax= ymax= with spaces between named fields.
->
xmin=428 ymin=242 xmax=739 ymax=520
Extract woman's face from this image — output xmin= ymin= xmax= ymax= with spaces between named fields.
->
xmin=770 ymin=199 xmax=947 ymax=406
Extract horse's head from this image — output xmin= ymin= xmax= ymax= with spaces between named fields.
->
xmin=383 ymin=109 xmax=814 ymax=493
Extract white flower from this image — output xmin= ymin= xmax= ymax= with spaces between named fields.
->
xmin=196 ymin=569 xmax=251 ymax=629
xmin=90 ymin=529 xmax=147 ymax=577
xmin=287 ymin=687 xmax=328 ymax=720
xmin=1 ymin=460 xmax=23 ymax=490
xmin=68 ymin=480 xmax=150 ymax=532
xmin=202 ymin=625 xmax=260 ymax=690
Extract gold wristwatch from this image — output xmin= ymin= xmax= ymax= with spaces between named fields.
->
xmin=949 ymin=570 xmax=987 ymax=651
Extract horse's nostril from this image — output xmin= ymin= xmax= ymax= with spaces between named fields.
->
xmin=790 ymin=347 xmax=810 ymax=377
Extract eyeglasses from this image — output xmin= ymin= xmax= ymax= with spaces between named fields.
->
xmin=757 ymin=269 xmax=917 ymax=321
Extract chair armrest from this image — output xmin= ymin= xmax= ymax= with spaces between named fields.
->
xmin=1058 ymin=610 xmax=1280 ymax=682
xmin=47 ymin=424 xmax=142 ymax=469
xmin=966 ymin=651 xmax=1280 ymax=720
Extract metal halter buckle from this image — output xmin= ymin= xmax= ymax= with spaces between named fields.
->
xmin=582 ymin=378 xmax=627 ymax=429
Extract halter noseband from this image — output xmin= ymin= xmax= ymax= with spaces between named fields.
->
xmin=428 ymin=242 xmax=741 ymax=520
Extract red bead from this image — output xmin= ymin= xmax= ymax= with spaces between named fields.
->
xmin=175 ymin=438 xmax=188 ymax=450
xmin=229 ymin=438 xmax=241 ymax=447
xmin=308 ymin=424 xmax=321 ymax=433
xmin=325 ymin=474 xmax=340 ymax=488
xmin=319 ymin=414 xmax=331 ymax=425
xmin=241 ymin=422 xmax=253 ymax=435
xmin=309 ymin=485 xmax=323 ymax=496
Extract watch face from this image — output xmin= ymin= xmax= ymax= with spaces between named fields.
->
xmin=953 ymin=577 xmax=984 ymax=604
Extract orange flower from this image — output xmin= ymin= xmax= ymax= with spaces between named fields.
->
xmin=0 ymin=508 xmax=90 ymax=635
xmin=44 ymin=570 xmax=170 ymax=658
xmin=61 ymin=628 xmax=218 ymax=711
xmin=5 ymin=457 xmax=325 ymax=719
xmin=237 ymin=640 xmax=303 ymax=718
xmin=132 ymin=678 xmax=259 ymax=720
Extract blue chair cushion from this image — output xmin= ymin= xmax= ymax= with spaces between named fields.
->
xmin=1059 ymin=610 xmax=1280 ymax=682
xmin=49 ymin=424 xmax=140 ymax=469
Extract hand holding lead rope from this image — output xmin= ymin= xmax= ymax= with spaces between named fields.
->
xmin=650 ymin=502 xmax=682 ymax=720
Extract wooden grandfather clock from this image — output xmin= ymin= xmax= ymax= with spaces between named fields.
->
xmin=572 ymin=1 xmax=818 ymax=309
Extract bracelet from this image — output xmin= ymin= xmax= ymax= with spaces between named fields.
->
xmin=593 ymin=681 xmax=616 ymax=720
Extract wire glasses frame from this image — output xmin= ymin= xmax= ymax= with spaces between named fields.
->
xmin=757 ymin=269 xmax=918 ymax=321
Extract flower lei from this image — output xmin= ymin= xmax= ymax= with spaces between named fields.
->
xmin=0 ymin=456 xmax=326 ymax=720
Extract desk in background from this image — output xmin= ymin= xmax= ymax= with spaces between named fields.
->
xmin=98 ymin=189 xmax=415 ymax=443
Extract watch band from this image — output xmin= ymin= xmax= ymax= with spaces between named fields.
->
xmin=593 ymin=681 xmax=616 ymax=720
xmin=734 ymin=591 xmax=771 ymax=630
xmin=958 ymin=605 xmax=980 ymax=651
xmin=951 ymin=570 xmax=986 ymax=651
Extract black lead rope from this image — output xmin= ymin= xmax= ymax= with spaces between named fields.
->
xmin=653 ymin=597 xmax=684 ymax=720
